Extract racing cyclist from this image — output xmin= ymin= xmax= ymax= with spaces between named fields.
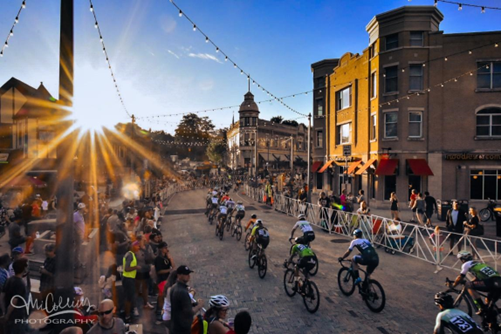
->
xmin=225 ymin=198 xmax=236 ymax=219
xmin=338 ymin=229 xmax=379 ymax=285
xmin=209 ymin=195 xmax=219 ymax=219
xmin=289 ymin=214 xmax=315 ymax=245
xmin=451 ymin=251 xmax=501 ymax=315
xmin=249 ymin=219 xmax=270 ymax=254
xmin=245 ymin=214 xmax=258 ymax=232
xmin=284 ymin=243 xmax=316 ymax=291
xmin=217 ymin=202 xmax=229 ymax=232
xmin=234 ymin=201 xmax=245 ymax=223
xmin=434 ymin=292 xmax=482 ymax=334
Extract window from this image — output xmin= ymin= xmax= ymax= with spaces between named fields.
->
xmin=316 ymin=99 xmax=324 ymax=116
xmin=316 ymin=130 xmax=323 ymax=148
xmin=336 ymin=87 xmax=351 ymax=110
xmin=476 ymin=107 xmax=501 ymax=137
xmin=371 ymin=72 xmax=377 ymax=98
xmin=385 ymin=34 xmax=398 ymax=50
xmin=478 ymin=61 xmax=501 ymax=89
xmin=470 ymin=169 xmax=501 ymax=200
xmin=384 ymin=66 xmax=398 ymax=93
xmin=384 ymin=112 xmax=398 ymax=138
xmin=337 ymin=123 xmax=351 ymax=145
xmin=315 ymin=77 xmax=325 ymax=89
xmin=370 ymin=114 xmax=377 ymax=141
xmin=410 ymin=32 xmax=424 ymax=47
xmin=369 ymin=43 xmax=376 ymax=58
xmin=408 ymin=112 xmax=422 ymax=138
xmin=409 ymin=64 xmax=424 ymax=91
xmin=384 ymin=175 xmax=397 ymax=200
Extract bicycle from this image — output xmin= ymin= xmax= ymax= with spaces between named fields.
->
xmin=480 ymin=199 xmax=500 ymax=222
xmin=337 ymin=259 xmax=385 ymax=313
xmin=226 ymin=212 xmax=233 ymax=232
xmin=445 ymin=277 xmax=501 ymax=333
xmin=288 ymin=238 xmax=319 ymax=276
xmin=248 ymin=243 xmax=267 ymax=279
xmin=283 ymin=260 xmax=320 ymax=313
xmin=244 ymin=230 xmax=253 ymax=251
xmin=215 ymin=215 xmax=226 ymax=241
xmin=231 ymin=216 xmax=243 ymax=241
xmin=208 ymin=207 xmax=217 ymax=225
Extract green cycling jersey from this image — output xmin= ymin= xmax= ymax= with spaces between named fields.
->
xmin=291 ymin=244 xmax=315 ymax=258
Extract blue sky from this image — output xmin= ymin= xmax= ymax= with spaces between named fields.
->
xmin=0 ymin=0 xmax=499 ymax=133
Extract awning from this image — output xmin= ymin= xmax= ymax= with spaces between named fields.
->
xmin=318 ymin=161 xmax=334 ymax=173
xmin=346 ymin=160 xmax=363 ymax=175
xmin=311 ymin=161 xmax=323 ymax=173
xmin=375 ymin=159 xmax=399 ymax=175
xmin=355 ymin=158 xmax=377 ymax=175
xmin=273 ymin=154 xmax=289 ymax=161
xmin=407 ymin=159 xmax=434 ymax=176
xmin=1 ymin=175 xmax=46 ymax=188
xmin=333 ymin=161 xmax=346 ymax=167
xmin=259 ymin=153 xmax=268 ymax=161
xmin=29 ymin=177 xmax=47 ymax=188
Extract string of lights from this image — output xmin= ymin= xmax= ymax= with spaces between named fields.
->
xmin=168 ymin=0 xmax=308 ymax=117
xmin=154 ymin=138 xmax=225 ymax=146
xmin=434 ymin=0 xmax=501 ymax=12
xmin=0 ymin=0 xmax=27 ymax=58
xmin=88 ymin=0 xmax=131 ymax=118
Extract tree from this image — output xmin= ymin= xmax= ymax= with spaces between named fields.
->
xmin=174 ymin=113 xmax=215 ymax=160
xmin=270 ymin=115 xmax=284 ymax=124
xmin=281 ymin=120 xmax=299 ymax=127
xmin=206 ymin=139 xmax=227 ymax=165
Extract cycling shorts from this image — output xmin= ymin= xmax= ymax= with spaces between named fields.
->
xmin=470 ymin=277 xmax=501 ymax=292
xmin=235 ymin=211 xmax=245 ymax=220
xmin=353 ymin=254 xmax=379 ymax=276
xmin=296 ymin=231 xmax=315 ymax=245
xmin=298 ymin=256 xmax=316 ymax=272
xmin=211 ymin=203 xmax=218 ymax=209
xmin=257 ymin=236 xmax=269 ymax=249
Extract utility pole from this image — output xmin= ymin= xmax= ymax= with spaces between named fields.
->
xmin=290 ymin=134 xmax=293 ymax=175
xmin=54 ymin=0 xmax=75 ymax=329
xmin=307 ymin=113 xmax=312 ymax=203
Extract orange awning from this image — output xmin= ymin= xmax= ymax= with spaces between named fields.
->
xmin=318 ymin=161 xmax=334 ymax=173
xmin=311 ymin=161 xmax=323 ymax=173
xmin=375 ymin=159 xmax=399 ymax=175
xmin=355 ymin=158 xmax=377 ymax=175
xmin=407 ymin=159 xmax=434 ymax=176
xmin=345 ymin=160 xmax=362 ymax=175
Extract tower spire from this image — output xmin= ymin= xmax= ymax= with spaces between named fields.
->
xmin=248 ymin=76 xmax=250 ymax=92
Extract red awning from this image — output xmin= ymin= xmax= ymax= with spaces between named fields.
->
xmin=375 ymin=159 xmax=399 ymax=175
xmin=311 ymin=161 xmax=323 ymax=173
xmin=355 ymin=158 xmax=377 ymax=175
xmin=345 ymin=160 xmax=362 ymax=175
xmin=29 ymin=177 xmax=47 ymax=188
xmin=318 ymin=161 xmax=334 ymax=173
xmin=407 ymin=159 xmax=434 ymax=176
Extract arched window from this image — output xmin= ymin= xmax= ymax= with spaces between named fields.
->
xmin=476 ymin=107 xmax=501 ymax=137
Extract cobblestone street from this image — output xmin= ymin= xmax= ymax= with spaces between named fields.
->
xmin=163 ymin=189 xmax=465 ymax=334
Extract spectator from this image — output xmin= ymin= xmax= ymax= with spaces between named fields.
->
xmin=134 ymin=237 xmax=155 ymax=310
xmin=113 ymin=220 xmax=130 ymax=265
xmin=339 ymin=189 xmax=347 ymax=207
xmin=41 ymin=198 xmax=49 ymax=217
xmin=39 ymin=243 xmax=56 ymax=296
xmin=356 ymin=190 xmax=365 ymax=210
xmin=8 ymin=215 xmax=33 ymax=254
xmin=317 ymin=192 xmax=329 ymax=227
xmin=3 ymin=258 xmax=29 ymax=334
xmin=390 ymin=192 xmax=400 ymax=221
xmin=464 ymin=207 xmax=482 ymax=258
xmin=356 ymin=201 xmax=370 ymax=215
xmin=161 ymin=271 xmax=178 ymax=329
xmin=409 ymin=189 xmax=417 ymax=223
xmin=424 ymin=191 xmax=438 ymax=228
xmin=445 ymin=201 xmax=466 ymax=255
xmin=87 ymin=299 xmax=126 ymax=334
xmin=411 ymin=193 xmax=426 ymax=226
xmin=74 ymin=203 xmax=86 ymax=269
xmin=155 ymin=242 xmax=174 ymax=321
xmin=226 ymin=311 xmax=252 ymax=334
xmin=170 ymin=265 xmax=204 ymax=334
xmin=60 ymin=327 xmax=83 ymax=334
xmin=7 ymin=248 xmax=30 ymax=293
xmin=0 ymin=253 xmax=10 ymax=316
xmin=123 ymin=241 xmax=141 ymax=322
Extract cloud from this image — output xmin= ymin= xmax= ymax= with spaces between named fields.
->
xmin=167 ymin=50 xmax=179 ymax=59
xmin=160 ymin=15 xmax=177 ymax=34
xmin=188 ymin=53 xmax=222 ymax=63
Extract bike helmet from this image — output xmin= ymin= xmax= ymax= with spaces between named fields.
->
xmin=237 ymin=201 xmax=243 ymax=204
xmin=256 ymin=219 xmax=263 ymax=225
xmin=353 ymin=229 xmax=363 ymax=238
xmin=457 ymin=250 xmax=473 ymax=262
xmin=251 ymin=214 xmax=257 ymax=219
xmin=297 ymin=214 xmax=306 ymax=220
xmin=209 ymin=295 xmax=230 ymax=308
xmin=434 ymin=292 xmax=454 ymax=309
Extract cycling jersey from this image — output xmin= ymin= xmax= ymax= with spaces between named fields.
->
xmin=291 ymin=244 xmax=315 ymax=258
xmin=219 ymin=206 xmax=228 ymax=215
xmin=252 ymin=226 xmax=270 ymax=249
xmin=460 ymin=261 xmax=500 ymax=280
xmin=293 ymin=220 xmax=313 ymax=234
xmin=245 ymin=218 xmax=257 ymax=231
xmin=349 ymin=239 xmax=378 ymax=258
xmin=434 ymin=308 xmax=482 ymax=334
xmin=211 ymin=197 xmax=219 ymax=205
xmin=235 ymin=204 xmax=245 ymax=212
xmin=212 ymin=190 xmax=218 ymax=196
xmin=226 ymin=201 xmax=236 ymax=210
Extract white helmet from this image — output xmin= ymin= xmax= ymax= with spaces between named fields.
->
xmin=209 ymin=295 xmax=230 ymax=308
xmin=78 ymin=203 xmax=86 ymax=210
xmin=457 ymin=250 xmax=473 ymax=261
xmin=297 ymin=214 xmax=306 ymax=220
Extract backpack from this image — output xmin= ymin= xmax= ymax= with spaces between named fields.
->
xmin=191 ymin=314 xmax=208 ymax=334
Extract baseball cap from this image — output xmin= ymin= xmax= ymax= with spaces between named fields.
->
xmin=12 ymin=247 xmax=23 ymax=254
xmin=78 ymin=203 xmax=86 ymax=209
xmin=176 ymin=265 xmax=194 ymax=275
xmin=158 ymin=241 xmax=168 ymax=249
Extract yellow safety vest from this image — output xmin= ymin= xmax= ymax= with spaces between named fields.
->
xmin=122 ymin=251 xmax=137 ymax=279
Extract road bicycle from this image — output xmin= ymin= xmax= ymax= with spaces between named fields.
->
xmin=283 ymin=260 xmax=320 ymax=313
xmin=231 ymin=216 xmax=243 ymax=241
xmin=480 ymin=199 xmax=500 ymax=222
xmin=337 ymin=259 xmax=386 ymax=313
xmin=248 ymin=243 xmax=267 ymax=279
xmin=215 ymin=215 xmax=226 ymax=241
xmin=244 ymin=230 xmax=253 ymax=251
xmin=445 ymin=277 xmax=501 ymax=333
xmin=288 ymin=238 xmax=319 ymax=276
xmin=226 ymin=212 xmax=233 ymax=232
xmin=208 ymin=207 xmax=217 ymax=225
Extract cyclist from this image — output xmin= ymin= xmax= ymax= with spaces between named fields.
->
xmin=338 ymin=229 xmax=379 ymax=285
xmin=234 ymin=201 xmax=246 ymax=223
xmin=245 ymin=214 xmax=258 ymax=232
xmin=451 ymin=250 xmax=501 ymax=315
xmin=433 ymin=292 xmax=482 ymax=334
xmin=285 ymin=242 xmax=316 ymax=291
xmin=249 ymin=219 xmax=270 ymax=253
xmin=225 ymin=198 xmax=236 ymax=218
xmin=289 ymin=214 xmax=315 ymax=245
xmin=205 ymin=190 xmax=214 ymax=216
xmin=205 ymin=295 xmax=232 ymax=334
xmin=217 ymin=202 xmax=229 ymax=232
xmin=209 ymin=195 xmax=219 ymax=218
xmin=220 ymin=192 xmax=230 ymax=205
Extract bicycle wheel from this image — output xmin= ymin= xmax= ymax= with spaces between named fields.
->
xmin=244 ymin=232 xmax=252 ymax=251
xmin=364 ymin=279 xmax=386 ymax=313
xmin=337 ymin=267 xmax=356 ymax=296
xmin=303 ymin=280 xmax=320 ymax=313
xmin=235 ymin=226 xmax=242 ymax=241
xmin=209 ymin=214 xmax=213 ymax=225
xmin=226 ymin=219 xmax=232 ymax=232
xmin=451 ymin=290 xmax=473 ymax=317
xmin=309 ymin=254 xmax=319 ymax=276
xmin=258 ymin=254 xmax=267 ymax=279
xmin=283 ymin=269 xmax=297 ymax=297
xmin=480 ymin=208 xmax=492 ymax=222
xmin=248 ymin=249 xmax=257 ymax=269
xmin=215 ymin=223 xmax=219 ymax=236
xmin=219 ymin=224 xmax=224 ymax=241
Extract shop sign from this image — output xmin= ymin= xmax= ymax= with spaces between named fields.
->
xmin=444 ymin=153 xmax=501 ymax=160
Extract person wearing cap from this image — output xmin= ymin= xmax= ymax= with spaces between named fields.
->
xmin=74 ymin=202 xmax=86 ymax=268
xmin=170 ymin=265 xmax=204 ymax=334
xmin=154 ymin=241 xmax=174 ymax=321
xmin=123 ymin=241 xmax=141 ymax=322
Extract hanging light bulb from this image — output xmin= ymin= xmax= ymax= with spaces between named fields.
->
xmin=422 ymin=63 xmax=426 ymax=67
xmin=444 ymin=57 xmax=448 ymax=61
xmin=179 ymin=10 xmax=183 ymax=17
xmin=9 ymin=30 xmax=13 ymax=36
xmin=241 ymin=70 xmax=243 ymax=75
xmin=458 ymin=3 xmax=462 ymax=10
xmin=481 ymin=7 xmax=485 ymax=13
xmin=103 ymin=47 xmax=105 ymax=53
xmin=90 ymin=4 xmax=94 ymax=12
xmin=0 ymin=51 xmax=3 ymax=57
xmin=225 ymin=56 xmax=228 ymax=61
xmin=22 ymin=1 xmax=26 ymax=8
xmin=216 ymin=47 xmax=219 ymax=53
xmin=15 ymin=17 xmax=19 ymax=24
xmin=469 ymin=72 xmax=473 ymax=76
xmin=454 ymin=78 xmax=458 ymax=82
xmin=440 ymin=83 xmax=444 ymax=87
xmin=193 ymin=24 xmax=196 ymax=31
xmin=234 ymin=63 xmax=237 ymax=68
xmin=468 ymin=50 xmax=472 ymax=54
xmin=100 ymin=36 xmax=103 ymax=42
xmin=427 ymin=88 xmax=431 ymax=92
xmin=402 ymin=68 xmax=405 ymax=72
xmin=434 ymin=0 xmax=438 ymax=6
xmin=95 ymin=22 xmax=98 ymax=28
xmin=205 ymin=36 xmax=209 ymax=43
xmin=496 ymin=43 xmax=499 ymax=48
xmin=4 ymin=41 xmax=8 ymax=48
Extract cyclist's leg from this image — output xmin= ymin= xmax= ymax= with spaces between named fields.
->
xmin=351 ymin=255 xmax=366 ymax=281
xmin=468 ymin=280 xmax=489 ymax=312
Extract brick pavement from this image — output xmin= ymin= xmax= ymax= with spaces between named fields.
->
xmin=163 ymin=189 xmax=478 ymax=334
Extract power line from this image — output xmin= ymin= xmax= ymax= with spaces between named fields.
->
xmin=434 ymin=0 xmax=501 ymax=12
xmin=0 ymin=0 xmax=27 ymax=58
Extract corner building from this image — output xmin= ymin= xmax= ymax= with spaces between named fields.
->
xmin=317 ymin=6 xmax=501 ymax=208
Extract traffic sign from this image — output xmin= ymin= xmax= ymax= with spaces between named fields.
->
xmin=343 ymin=145 xmax=351 ymax=157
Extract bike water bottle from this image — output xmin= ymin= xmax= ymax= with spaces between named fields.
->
xmin=36 ymin=231 xmax=40 ymax=239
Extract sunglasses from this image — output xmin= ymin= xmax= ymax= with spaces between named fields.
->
xmin=98 ymin=309 xmax=113 ymax=316
xmin=220 ymin=308 xmax=228 ymax=312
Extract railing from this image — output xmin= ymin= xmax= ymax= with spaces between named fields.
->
xmin=243 ymin=185 xmax=501 ymax=272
